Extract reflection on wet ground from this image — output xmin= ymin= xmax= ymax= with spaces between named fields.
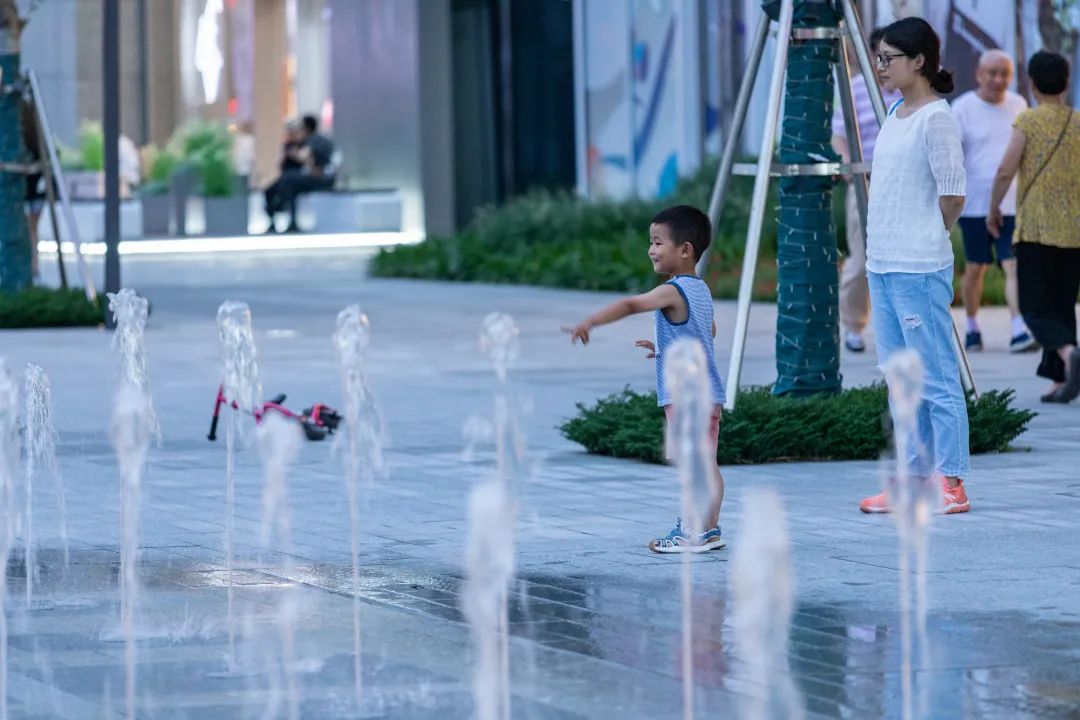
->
xmin=5 ymin=547 xmax=1079 ymax=719
xmin=5 ymin=257 xmax=1080 ymax=719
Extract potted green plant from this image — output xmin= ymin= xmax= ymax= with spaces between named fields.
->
xmin=169 ymin=121 xmax=246 ymax=236
xmin=200 ymin=147 xmax=247 ymax=236
xmin=64 ymin=120 xmax=104 ymax=199
xmin=139 ymin=145 xmax=177 ymax=236
xmin=61 ymin=120 xmax=134 ymax=200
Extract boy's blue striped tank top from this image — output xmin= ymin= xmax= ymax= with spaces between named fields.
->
xmin=654 ymin=275 xmax=726 ymax=407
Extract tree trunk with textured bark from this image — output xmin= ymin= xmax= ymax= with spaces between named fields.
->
xmin=765 ymin=0 xmax=843 ymax=398
xmin=0 ymin=0 xmax=29 ymax=292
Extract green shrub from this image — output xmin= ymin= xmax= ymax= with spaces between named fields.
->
xmin=950 ymin=230 xmax=1006 ymax=306
xmin=77 ymin=121 xmax=104 ymax=172
xmin=0 ymin=288 xmax=103 ymax=328
xmin=560 ymin=385 xmax=1035 ymax=465
xmin=140 ymin=146 xmax=180 ymax=196
xmin=173 ymin=120 xmax=232 ymax=162
xmin=373 ymin=159 xmax=1019 ymax=306
xmin=371 ymin=161 xmax=781 ymax=299
xmin=200 ymin=149 xmax=237 ymax=197
xmin=169 ymin=121 xmax=236 ymax=197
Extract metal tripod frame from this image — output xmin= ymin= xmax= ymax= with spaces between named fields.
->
xmin=697 ymin=0 xmax=976 ymax=410
xmin=27 ymin=70 xmax=97 ymax=302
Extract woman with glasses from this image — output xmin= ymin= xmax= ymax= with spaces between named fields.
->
xmin=859 ymin=17 xmax=971 ymax=516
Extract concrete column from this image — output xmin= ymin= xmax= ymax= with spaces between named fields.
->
xmin=72 ymin=0 xmax=144 ymax=141
xmin=21 ymin=0 xmax=80 ymax=145
xmin=328 ymin=0 xmax=454 ymax=238
xmin=417 ymin=0 xmax=455 ymax=238
xmin=146 ymin=0 xmax=182 ymax=146
xmin=253 ymin=0 xmax=287 ymax=187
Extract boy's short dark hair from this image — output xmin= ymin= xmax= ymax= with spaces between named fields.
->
xmin=1028 ymin=50 xmax=1070 ymax=95
xmin=302 ymin=114 xmax=320 ymax=134
xmin=651 ymin=205 xmax=712 ymax=261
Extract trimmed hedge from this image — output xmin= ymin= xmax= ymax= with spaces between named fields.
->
xmin=560 ymin=385 xmax=1035 ymax=465
xmin=371 ymin=158 xmax=1010 ymax=304
xmin=0 ymin=288 xmax=103 ymax=329
xmin=371 ymin=162 xmax=783 ymax=299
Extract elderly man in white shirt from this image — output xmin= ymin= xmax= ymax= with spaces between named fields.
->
xmin=951 ymin=49 xmax=1034 ymax=354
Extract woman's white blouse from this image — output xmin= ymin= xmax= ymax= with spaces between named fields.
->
xmin=866 ymin=99 xmax=966 ymax=274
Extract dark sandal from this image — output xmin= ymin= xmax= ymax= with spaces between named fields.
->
xmin=1056 ymin=349 xmax=1080 ymax=403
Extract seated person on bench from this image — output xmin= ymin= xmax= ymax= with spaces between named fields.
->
xmin=263 ymin=115 xmax=336 ymax=233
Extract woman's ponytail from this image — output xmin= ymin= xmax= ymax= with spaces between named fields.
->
xmin=930 ymin=68 xmax=955 ymax=94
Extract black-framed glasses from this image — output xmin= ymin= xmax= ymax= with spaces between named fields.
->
xmin=875 ymin=52 xmax=908 ymax=69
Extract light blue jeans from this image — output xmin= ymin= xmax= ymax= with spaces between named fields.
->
xmin=868 ymin=266 xmax=971 ymax=478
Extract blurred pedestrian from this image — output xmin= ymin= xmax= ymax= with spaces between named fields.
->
xmin=831 ymin=27 xmax=902 ymax=353
xmin=988 ymin=50 xmax=1080 ymax=403
xmin=21 ymin=99 xmax=43 ymax=281
xmin=952 ymin=50 xmax=1034 ymax=353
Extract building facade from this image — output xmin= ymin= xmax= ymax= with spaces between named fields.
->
xmin=18 ymin=0 xmax=1080 ymax=239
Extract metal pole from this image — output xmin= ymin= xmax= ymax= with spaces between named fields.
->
xmin=695 ymin=11 xmax=770 ymax=277
xmin=137 ymin=0 xmax=149 ymax=146
xmin=835 ymin=30 xmax=870 ymax=238
xmin=625 ymin=5 xmax=637 ymax=195
xmin=571 ymin=0 xmax=588 ymax=196
xmin=27 ymin=71 xmax=95 ymax=301
xmin=496 ymin=0 xmax=515 ymax=199
xmin=953 ymin=318 xmax=978 ymax=397
xmin=840 ymin=0 xmax=885 ymax=124
xmin=32 ymin=105 xmax=67 ymax=289
xmin=724 ymin=0 xmax=794 ymax=411
xmin=104 ymin=0 xmax=121 ymax=318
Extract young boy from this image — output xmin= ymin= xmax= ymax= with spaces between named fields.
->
xmin=562 ymin=205 xmax=727 ymax=553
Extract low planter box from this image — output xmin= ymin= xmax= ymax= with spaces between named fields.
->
xmin=170 ymin=166 xmax=199 ymax=236
xmin=65 ymin=170 xmax=131 ymax=200
xmin=140 ymin=193 xmax=171 ymax=236
xmin=203 ymin=195 xmax=249 ymax=236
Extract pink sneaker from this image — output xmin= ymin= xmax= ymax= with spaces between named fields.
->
xmin=859 ymin=490 xmax=891 ymax=514
xmin=942 ymin=478 xmax=970 ymax=514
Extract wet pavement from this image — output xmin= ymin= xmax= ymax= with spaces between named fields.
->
xmin=1 ymin=250 xmax=1078 ymax=718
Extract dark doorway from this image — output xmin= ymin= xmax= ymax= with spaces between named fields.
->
xmin=450 ymin=0 xmax=575 ymax=230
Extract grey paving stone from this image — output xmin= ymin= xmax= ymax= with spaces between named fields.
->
xmin=0 ymin=251 xmax=1076 ymax=718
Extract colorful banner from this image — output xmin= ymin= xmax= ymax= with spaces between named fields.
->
xmin=575 ymin=0 xmax=702 ymax=201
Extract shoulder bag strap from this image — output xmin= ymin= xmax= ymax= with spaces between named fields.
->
xmin=1018 ymin=108 xmax=1074 ymax=211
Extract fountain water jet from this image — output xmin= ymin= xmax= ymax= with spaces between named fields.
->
xmin=22 ymin=364 xmax=68 ymax=607
xmin=0 ymin=360 xmax=20 ymax=720
xmin=110 ymin=383 xmax=152 ymax=720
xmin=258 ymin=411 xmax=304 ymax=720
xmin=731 ymin=488 xmax=803 ymax=720
xmin=107 ymin=290 xmax=158 ymax=439
xmin=107 ymin=288 xmax=157 ymax=720
xmin=663 ymin=339 xmax=721 ymax=720
xmin=462 ymin=312 xmax=522 ymax=720
xmin=882 ymin=349 xmax=937 ymax=720
xmin=216 ymin=300 xmax=263 ymax=667
xmin=333 ymin=305 xmax=386 ymax=709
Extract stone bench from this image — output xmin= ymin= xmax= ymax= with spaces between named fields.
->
xmin=36 ymin=199 xmax=143 ymax=243
xmin=294 ymin=189 xmax=402 ymax=233
xmin=36 ymin=189 xmax=403 ymax=242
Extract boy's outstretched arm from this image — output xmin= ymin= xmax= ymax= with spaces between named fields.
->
xmin=562 ymin=284 xmax=682 ymax=345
